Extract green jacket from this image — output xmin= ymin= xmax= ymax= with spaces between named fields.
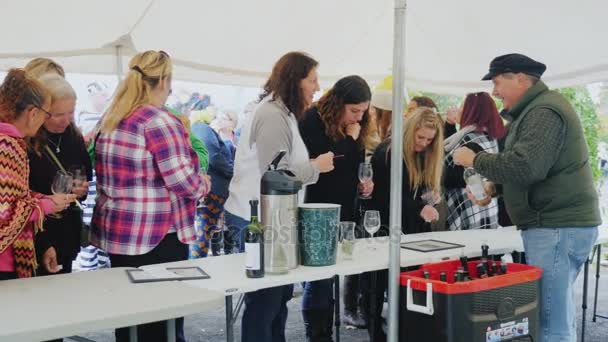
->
xmin=475 ymin=81 xmax=601 ymax=229
xmin=87 ymin=107 xmax=209 ymax=171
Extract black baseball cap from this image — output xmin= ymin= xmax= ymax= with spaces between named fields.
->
xmin=482 ymin=53 xmax=547 ymax=81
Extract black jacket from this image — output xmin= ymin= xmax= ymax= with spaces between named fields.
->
xmin=370 ymin=140 xmax=430 ymax=235
xmin=299 ymin=107 xmax=365 ymax=221
xmin=29 ymin=126 xmax=93 ymax=267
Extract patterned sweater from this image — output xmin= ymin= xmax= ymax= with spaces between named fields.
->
xmin=0 ymin=123 xmax=52 ymax=277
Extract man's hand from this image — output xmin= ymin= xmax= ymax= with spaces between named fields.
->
xmin=465 ymin=181 xmax=495 ymax=207
xmin=453 ymin=147 xmax=476 ymax=168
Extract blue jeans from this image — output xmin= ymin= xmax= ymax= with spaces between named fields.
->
xmin=302 ymin=278 xmax=334 ymax=311
xmin=242 ymin=285 xmax=294 ymax=342
xmin=224 ymin=210 xmax=247 ymax=254
xmin=521 ymin=226 xmax=598 ymax=342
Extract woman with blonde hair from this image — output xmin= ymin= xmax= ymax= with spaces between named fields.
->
xmin=92 ymin=51 xmax=209 ymax=342
xmin=0 ymin=69 xmax=74 ymax=280
xmin=24 ymin=58 xmax=66 ymax=79
xmin=28 ymin=73 xmax=92 ymax=278
xmin=366 ymin=107 xmax=445 ymax=341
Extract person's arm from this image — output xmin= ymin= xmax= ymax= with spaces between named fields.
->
xmin=197 ymin=124 xmax=234 ymax=179
xmin=145 ymin=112 xmax=209 ymax=199
xmin=252 ymin=107 xmax=319 ymax=183
xmin=474 ymin=108 xmax=565 ymax=187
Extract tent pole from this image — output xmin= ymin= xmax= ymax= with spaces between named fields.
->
xmin=388 ymin=1 xmax=407 ymax=341
xmin=115 ymin=45 xmax=123 ymax=81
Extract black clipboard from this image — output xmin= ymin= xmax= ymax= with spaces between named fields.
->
xmin=126 ymin=266 xmax=211 ymax=283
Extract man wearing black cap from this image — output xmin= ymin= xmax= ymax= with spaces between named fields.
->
xmin=453 ymin=53 xmax=600 ymax=342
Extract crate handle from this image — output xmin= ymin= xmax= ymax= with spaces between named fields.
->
xmin=406 ymin=279 xmax=434 ymax=316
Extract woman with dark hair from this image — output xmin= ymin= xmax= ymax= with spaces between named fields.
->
xmin=0 ymin=69 xmax=74 ymax=281
xmin=224 ymin=51 xmax=334 ymax=342
xmin=443 ymin=92 xmax=506 ymax=230
xmin=299 ymin=75 xmax=373 ymax=340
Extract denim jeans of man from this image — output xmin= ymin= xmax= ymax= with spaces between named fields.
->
xmin=521 ymin=226 xmax=598 ymax=342
xmin=224 ymin=210 xmax=247 ymax=254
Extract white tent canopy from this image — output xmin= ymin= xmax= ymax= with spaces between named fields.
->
xmin=1 ymin=0 xmax=607 ymax=94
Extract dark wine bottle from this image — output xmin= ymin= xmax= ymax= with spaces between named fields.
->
xmin=245 ymin=200 xmax=264 ymax=278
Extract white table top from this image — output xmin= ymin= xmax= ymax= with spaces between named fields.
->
xmin=0 ymin=267 xmax=223 ymax=341
xmin=142 ymin=226 xmax=533 ymax=295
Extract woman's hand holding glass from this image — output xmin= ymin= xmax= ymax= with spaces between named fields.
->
xmin=420 ymin=205 xmax=439 ymax=223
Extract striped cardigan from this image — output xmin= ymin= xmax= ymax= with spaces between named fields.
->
xmin=0 ymin=123 xmax=46 ymax=278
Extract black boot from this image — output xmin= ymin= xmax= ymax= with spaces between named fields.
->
xmin=302 ymin=308 xmax=334 ymax=342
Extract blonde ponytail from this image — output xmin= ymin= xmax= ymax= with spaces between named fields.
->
xmin=101 ymin=51 xmax=172 ymax=133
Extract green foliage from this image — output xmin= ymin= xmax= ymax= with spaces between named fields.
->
xmin=407 ymin=90 xmax=462 ymax=113
xmin=557 ymin=87 xmax=601 ymax=181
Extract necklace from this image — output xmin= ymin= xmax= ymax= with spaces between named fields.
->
xmin=47 ymin=135 xmax=63 ymax=153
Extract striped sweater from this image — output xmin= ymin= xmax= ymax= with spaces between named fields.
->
xmin=0 ymin=123 xmax=50 ymax=278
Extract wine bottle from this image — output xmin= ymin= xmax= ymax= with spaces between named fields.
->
xmin=245 ymin=200 xmax=264 ymax=278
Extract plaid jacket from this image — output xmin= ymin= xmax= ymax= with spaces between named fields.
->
xmin=445 ymin=131 xmax=499 ymax=230
xmin=91 ymin=105 xmax=209 ymax=255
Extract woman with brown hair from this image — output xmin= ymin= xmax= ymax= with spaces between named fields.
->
xmin=298 ymin=75 xmax=373 ymax=340
xmin=366 ymin=107 xmax=445 ymax=341
xmin=0 ymin=69 xmax=74 ymax=281
xmin=224 ymin=51 xmax=334 ymax=342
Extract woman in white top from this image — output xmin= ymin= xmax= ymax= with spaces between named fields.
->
xmin=224 ymin=52 xmax=334 ymax=342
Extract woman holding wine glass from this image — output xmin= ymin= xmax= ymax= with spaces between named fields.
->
xmin=0 ymin=69 xmax=75 ymax=281
xmin=298 ymin=75 xmax=373 ymax=339
xmin=27 ymin=73 xmax=92 ymax=277
xmin=364 ymin=107 xmax=444 ymax=341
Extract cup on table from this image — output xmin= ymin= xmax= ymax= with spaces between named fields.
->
xmin=339 ymin=221 xmax=356 ymax=260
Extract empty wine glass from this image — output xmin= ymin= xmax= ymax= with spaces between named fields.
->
xmin=358 ymin=162 xmax=373 ymax=199
xmin=50 ymin=171 xmax=73 ymax=218
xmin=51 ymin=171 xmax=73 ymax=195
xmin=363 ymin=210 xmax=381 ymax=250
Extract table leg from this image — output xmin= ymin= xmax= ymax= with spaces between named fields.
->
xmin=582 ymin=255 xmax=590 ymax=342
xmin=129 ymin=326 xmax=138 ymax=342
xmin=334 ymin=275 xmax=340 ymax=342
xmin=226 ymin=295 xmax=234 ymax=342
xmin=593 ymin=245 xmax=601 ymax=322
xmin=369 ymin=271 xmax=377 ymax=342
xmin=166 ymin=319 xmax=176 ymax=342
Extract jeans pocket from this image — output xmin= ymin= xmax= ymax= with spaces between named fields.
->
xmin=567 ymin=227 xmax=598 ymax=266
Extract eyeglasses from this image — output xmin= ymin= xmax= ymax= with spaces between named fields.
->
xmin=37 ymin=107 xmax=53 ymax=119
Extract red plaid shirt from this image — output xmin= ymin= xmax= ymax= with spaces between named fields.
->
xmin=91 ymin=105 xmax=209 ymax=255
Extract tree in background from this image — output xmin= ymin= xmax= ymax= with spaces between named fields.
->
xmin=558 ymin=87 xmax=601 ymax=182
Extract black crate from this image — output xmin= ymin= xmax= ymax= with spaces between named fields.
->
xmin=399 ymin=260 xmax=541 ymax=342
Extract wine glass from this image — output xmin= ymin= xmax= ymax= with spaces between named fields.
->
xmin=51 ymin=171 xmax=73 ymax=195
xmin=69 ymin=166 xmax=87 ymax=188
xmin=358 ymin=162 xmax=373 ymax=199
xmin=363 ymin=210 xmax=381 ymax=250
xmin=50 ymin=171 xmax=73 ymax=218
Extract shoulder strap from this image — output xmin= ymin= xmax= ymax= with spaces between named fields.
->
xmin=44 ymin=145 xmax=67 ymax=173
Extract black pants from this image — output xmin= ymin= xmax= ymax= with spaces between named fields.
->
xmin=241 ymin=285 xmax=293 ymax=342
xmin=361 ymin=270 xmax=388 ymax=342
xmin=110 ymin=233 xmax=188 ymax=342
xmin=343 ymin=274 xmax=362 ymax=313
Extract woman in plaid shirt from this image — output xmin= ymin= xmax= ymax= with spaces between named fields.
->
xmin=91 ymin=51 xmax=210 ymax=342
